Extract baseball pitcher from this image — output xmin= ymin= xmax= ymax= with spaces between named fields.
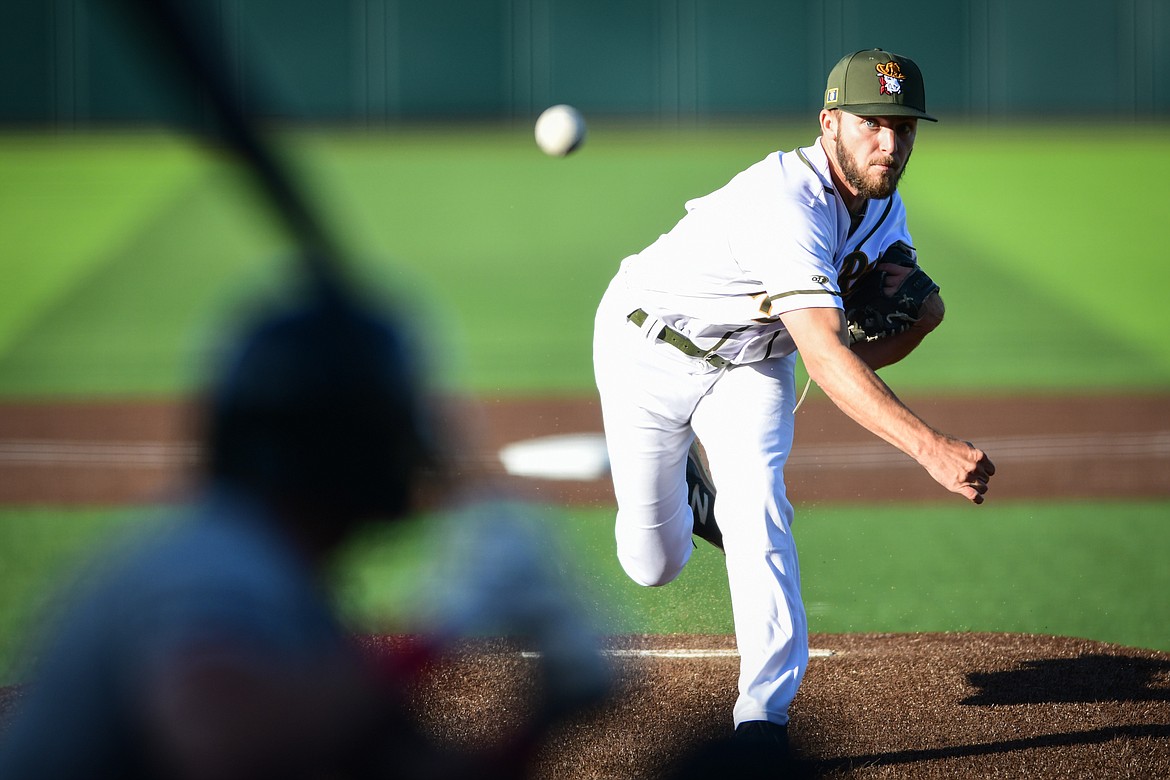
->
xmin=592 ymin=49 xmax=995 ymax=755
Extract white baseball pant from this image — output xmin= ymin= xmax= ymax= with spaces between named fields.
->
xmin=593 ymin=270 xmax=809 ymax=726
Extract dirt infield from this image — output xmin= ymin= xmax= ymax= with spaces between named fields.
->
xmin=1 ymin=394 xmax=1168 ymax=777
xmin=1 ymin=393 xmax=1167 ymax=505
xmin=399 ymin=632 xmax=1170 ymax=779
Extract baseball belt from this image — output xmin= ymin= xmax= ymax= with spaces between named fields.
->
xmin=627 ymin=309 xmax=731 ymax=370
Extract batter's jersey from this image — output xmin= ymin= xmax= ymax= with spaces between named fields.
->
xmin=618 ymin=137 xmax=915 ymax=365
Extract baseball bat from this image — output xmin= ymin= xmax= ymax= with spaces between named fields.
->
xmin=112 ymin=0 xmax=346 ymax=296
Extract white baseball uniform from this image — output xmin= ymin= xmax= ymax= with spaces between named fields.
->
xmin=593 ymin=137 xmax=914 ymax=726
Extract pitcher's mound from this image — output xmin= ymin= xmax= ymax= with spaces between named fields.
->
xmin=405 ymin=632 xmax=1170 ymax=779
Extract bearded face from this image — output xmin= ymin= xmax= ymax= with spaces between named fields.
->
xmin=833 ymin=135 xmax=911 ymax=200
xmin=827 ymin=112 xmax=917 ymax=201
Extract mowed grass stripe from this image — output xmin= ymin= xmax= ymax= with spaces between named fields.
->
xmin=0 ymin=134 xmax=206 ymax=357
xmin=0 ymin=167 xmax=294 ymax=396
xmin=2 ymin=126 xmax=1168 ymax=396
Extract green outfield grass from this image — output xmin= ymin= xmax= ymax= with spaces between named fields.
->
xmin=3 ymin=499 xmax=1167 ymax=684
xmin=335 ymin=499 xmax=1170 ymax=654
xmin=1 ymin=122 xmax=1167 ymax=396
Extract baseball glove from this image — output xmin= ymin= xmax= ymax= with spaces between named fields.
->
xmin=843 ymin=241 xmax=940 ymax=344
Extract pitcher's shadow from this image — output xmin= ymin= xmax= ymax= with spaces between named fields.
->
xmin=961 ymin=654 xmax=1170 ymax=705
xmin=807 ymin=654 xmax=1170 ymax=775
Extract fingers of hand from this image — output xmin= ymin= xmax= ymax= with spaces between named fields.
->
xmin=952 ymin=479 xmax=987 ymax=505
xmin=963 ymin=478 xmax=989 ymax=496
xmin=963 ymin=442 xmax=995 ymax=478
xmin=981 ymin=454 xmax=996 ymax=478
xmin=876 ymin=262 xmax=912 ymax=295
xmin=957 ymin=441 xmax=993 ymax=503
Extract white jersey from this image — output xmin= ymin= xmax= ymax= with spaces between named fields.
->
xmin=619 ymin=137 xmax=914 ymax=365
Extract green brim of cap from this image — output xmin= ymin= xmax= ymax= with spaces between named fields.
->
xmin=836 ymin=103 xmax=938 ymax=122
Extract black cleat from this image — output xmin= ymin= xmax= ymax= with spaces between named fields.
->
xmin=734 ymin=720 xmax=790 ymax=755
xmin=686 ymin=440 xmax=723 ymax=550
xmin=732 ymin=721 xmax=801 ymax=775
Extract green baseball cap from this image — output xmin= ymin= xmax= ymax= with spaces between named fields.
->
xmin=823 ymin=49 xmax=937 ymax=122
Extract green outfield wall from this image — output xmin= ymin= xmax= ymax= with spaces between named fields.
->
xmin=4 ymin=0 xmax=1167 ymax=125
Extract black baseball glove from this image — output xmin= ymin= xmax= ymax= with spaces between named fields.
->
xmin=843 ymin=241 xmax=940 ymax=344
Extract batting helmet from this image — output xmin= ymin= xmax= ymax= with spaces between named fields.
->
xmin=205 ymin=289 xmax=436 ymax=520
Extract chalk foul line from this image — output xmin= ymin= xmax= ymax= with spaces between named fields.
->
xmin=520 ymin=648 xmax=836 ymax=659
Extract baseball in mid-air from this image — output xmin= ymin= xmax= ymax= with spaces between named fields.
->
xmin=534 ymin=104 xmax=586 ymax=157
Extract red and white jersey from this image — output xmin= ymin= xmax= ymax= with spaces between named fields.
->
xmin=618 ymin=138 xmax=915 ymax=365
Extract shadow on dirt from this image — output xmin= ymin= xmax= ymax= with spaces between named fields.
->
xmin=810 ymin=724 xmax=1170 ymax=775
xmin=961 ymin=654 xmax=1170 ymax=705
xmin=801 ymin=653 xmax=1170 ymax=776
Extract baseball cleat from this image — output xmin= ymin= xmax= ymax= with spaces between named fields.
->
xmin=733 ymin=720 xmax=790 ymax=751
xmin=686 ymin=440 xmax=723 ymax=551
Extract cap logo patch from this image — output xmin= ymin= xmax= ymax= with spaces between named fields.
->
xmin=825 ymin=87 xmax=839 ymax=104
xmin=875 ymin=61 xmax=906 ymax=96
